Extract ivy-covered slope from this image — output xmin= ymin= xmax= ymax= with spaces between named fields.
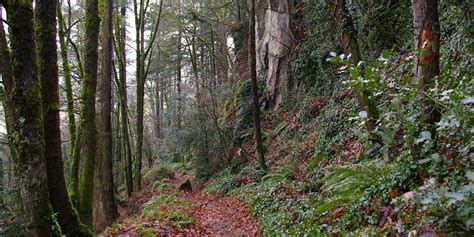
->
xmin=202 ymin=1 xmax=473 ymax=235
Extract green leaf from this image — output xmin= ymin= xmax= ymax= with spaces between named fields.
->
xmin=350 ymin=68 xmax=360 ymax=79
xmin=381 ymin=49 xmax=391 ymax=59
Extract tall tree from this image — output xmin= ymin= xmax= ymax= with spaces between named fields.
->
xmin=176 ymin=31 xmax=182 ymax=130
xmin=94 ymin=0 xmax=117 ymax=230
xmin=3 ymin=1 xmax=56 ymax=235
xmin=250 ymin=0 xmax=267 ymax=171
xmin=0 ymin=4 xmax=23 ymax=220
xmin=154 ymin=77 xmax=161 ymax=139
xmin=76 ymin=0 xmax=100 ymax=227
xmin=412 ymin=0 xmax=441 ymax=129
xmin=36 ymin=0 xmax=91 ymax=235
xmin=114 ymin=4 xmax=133 ymax=196
xmin=0 ymin=6 xmax=16 ymax=155
xmin=133 ymin=0 xmax=163 ymax=191
xmin=58 ymin=0 xmax=77 ymax=169
xmin=133 ymin=0 xmax=146 ymax=191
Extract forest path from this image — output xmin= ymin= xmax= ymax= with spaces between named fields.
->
xmin=104 ymin=172 xmax=259 ymax=236
xmin=172 ymin=172 xmax=259 ymax=235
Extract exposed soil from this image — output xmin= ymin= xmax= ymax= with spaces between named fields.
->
xmin=103 ymin=172 xmax=260 ymax=236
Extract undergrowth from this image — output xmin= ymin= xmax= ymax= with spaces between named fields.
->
xmin=141 ymin=193 xmax=195 ymax=228
xmin=202 ymin=3 xmax=473 ymax=234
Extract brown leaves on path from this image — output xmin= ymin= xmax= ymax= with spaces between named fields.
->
xmin=103 ymin=172 xmax=260 ymax=236
xmin=185 ymin=192 xmax=259 ymax=236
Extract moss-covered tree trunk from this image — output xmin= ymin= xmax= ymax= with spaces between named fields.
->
xmin=58 ymin=0 xmax=77 ymax=172
xmin=5 ymin=1 xmax=56 ymax=236
xmin=250 ymin=0 xmax=267 ymax=171
xmin=412 ymin=0 xmax=441 ymax=129
xmin=68 ymin=0 xmax=83 ymax=206
xmin=0 ymin=6 xmax=17 ymax=157
xmin=94 ymin=0 xmax=117 ymax=231
xmin=133 ymin=0 xmax=145 ymax=191
xmin=0 ymin=5 xmax=23 ymax=219
xmin=113 ymin=4 xmax=133 ymax=196
xmin=77 ymin=0 xmax=100 ymax=228
xmin=132 ymin=0 xmax=162 ymax=191
xmin=35 ymin=0 xmax=91 ymax=235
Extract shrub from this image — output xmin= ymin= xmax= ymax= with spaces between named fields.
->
xmin=144 ymin=162 xmax=175 ymax=183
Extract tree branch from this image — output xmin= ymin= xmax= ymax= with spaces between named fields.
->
xmin=0 ymin=18 xmax=8 ymax=27
xmin=143 ymin=0 xmax=163 ymax=59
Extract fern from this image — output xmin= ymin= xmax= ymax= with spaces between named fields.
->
xmin=316 ymin=160 xmax=390 ymax=215
xmin=262 ymin=165 xmax=295 ymax=183
xmin=151 ymin=179 xmax=174 ymax=191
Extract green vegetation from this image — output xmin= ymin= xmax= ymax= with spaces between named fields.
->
xmin=144 ymin=162 xmax=176 ymax=183
xmin=134 ymin=225 xmax=157 ymax=237
xmin=0 ymin=0 xmax=472 ymax=235
xmin=151 ymin=179 xmax=175 ymax=191
xmin=142 ymin=193 xmax=194 ymax=228
xmin=200 ymin=3 xmax=473 ymax=234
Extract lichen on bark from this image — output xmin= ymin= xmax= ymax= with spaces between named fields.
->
xmin=5 ymin=1 xmax=56 ymax=235
xmin=76 ymin=0 xmax=100 ymax=228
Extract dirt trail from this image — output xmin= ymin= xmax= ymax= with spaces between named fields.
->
xmin=105 ymin=172 xmax=259 ymax=236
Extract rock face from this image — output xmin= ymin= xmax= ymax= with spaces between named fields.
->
xmin=257 ymin=0 xmax=293 ymax=109
xmin=179 ymin=180 xmax=192 ymax=192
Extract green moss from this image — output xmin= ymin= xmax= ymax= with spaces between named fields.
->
xmin=47 ymin=102 xmax=60 ymax=111
xmin=141 ymin=194 xmax=194 ymax=228
xmin=47 ymin=212 xmax=64 ymax=237
xmin=18 ymin=0 xmax=32 ymax=7
xmin=135 ymin=225 xmax=157 ymax=237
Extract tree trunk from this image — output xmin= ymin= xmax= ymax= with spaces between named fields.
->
xmin=155 ymin=78 xmax=161 ymax=139
xmin=77 ymin=0 xmax=100 ymax=228
xmin=36 ymin=0 xmax=91 ymax=235
xmin=412 ymin=0 xmax=441 ymax=128
xmin=210 ymin=27 xmax=217 ymax=89
xmin=114 ymin=4 xmax=133 ymax=196
xmin=135 ymin=70 xmax=144 ymax=191
xmin=94 ymin=0 xmax=117 ymax=231
xmin=250 ymin=0 xmax=267 ymax=171
xmin=113 ymin=100 xmax=123 ymax=188
xmin=134 ymin=0 xmax=145 ymax=191
xmin=58 ymin=0 xmax=77 ymax=173
xmin=215 ymin=22 xmax=229 ymax=85
xmin=0 ymin=5 xmax=23 ymax=219
xmin=132 ymin=0 xmax=163 ymax=191
xmin=257 ymin=0 xmax=293 ymax=109
xmin=0 ymin=7 xmax=16 ymax=158
xmin=176 ymin=32 xmax=182 ymax=130
xmin=5 ymin=1 xmax=55 ymax=236
xmin=160 ymin=79 xmax=165 ymax=126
